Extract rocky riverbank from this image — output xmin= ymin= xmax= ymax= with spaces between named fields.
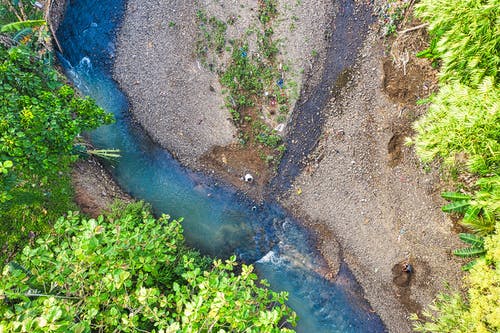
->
xmin=281 ymin=15 xmax=464 ymax=332
xmin=112 ymin=0 xmax=332 ymax=199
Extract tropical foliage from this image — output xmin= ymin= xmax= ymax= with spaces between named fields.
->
xmin=0 ymin=1 xmax=112 ymax=260
xmin=0 ymin=4 xmax=296 ymax=332
xmin=0 ymin=43 xmax=112 ymax=260
xmin=412 ymin=79 xmax=499 ymax=175
xmin=0 ymin=45 xmax=113 ymax=178
xmin=415 ymin=0 xmax=499 ymax=86
xmin=411 ymin=0 xmax=500 ymax=331
xmin=0 ymin=202 xmax=296 ymax=332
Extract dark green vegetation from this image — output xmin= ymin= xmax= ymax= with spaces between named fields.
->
xmin=1 ymin=2 xmax=296 ymax=331
xmin=409 ymin=0 xmax=499 ymax=331
xmin=0 ymin=2 xmax=112 ymax=261
xmin=0 ymin=202 xmax=295 ymax=332
xmin=195 ymin=1 xmax=291 ymax=166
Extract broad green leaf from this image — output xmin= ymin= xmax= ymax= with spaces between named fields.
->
xmin=1 ymin=20 xmax=46 ymax=33
xmin=458 ymin=233 xmax=484 ymax=248
xmin=441 ymin=191 xmax=471 ymax=201
xmin=453 ymin=247 xmax=486 ymax=258
xmin=442 ymin=200 xmax=470 ymax=213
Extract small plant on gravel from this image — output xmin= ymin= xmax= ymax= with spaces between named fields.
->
xmin=195 ymin=3 xmax=291 ymax=167
xmin=258 ymin=0 xmax=278 ymax=25
xmin=378 ymin=0 xmax=411 ymax=36
xmin=195 ymin=10 xmax=228 ymax=63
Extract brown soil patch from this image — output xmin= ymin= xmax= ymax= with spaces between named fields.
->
xmin=382 ymin=18 xmax=440 ymax=169
xmin=392 ymin=259 xmax=424 ymax=315
xmin=200 ymin=143 xmax=273 ymax=200
xmin=72 ymin=158 xmax=132 ymax=217
xmin=383 ymin=20 xmax=438 ymax=104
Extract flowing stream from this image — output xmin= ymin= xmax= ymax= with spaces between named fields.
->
xmin=57 ymin=1 xmax=386 ymax=331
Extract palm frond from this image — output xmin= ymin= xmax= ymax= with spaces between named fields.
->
xmin=461 ymin=214 xmax=495 ymax=236
xmin=463 ymin=205 xmax=481 ymax=222
xmin=86 ymin=149 xmax=121 ymax=160
xmin=461 ymin=258 xmax=479 ymax=271
xmin=1 ymin=19 xmax=46 ymax=33
xmin=442 ymin=200 xmax=470 ymax=213
xmin=441 ymin=191 xmax=470 ymax=201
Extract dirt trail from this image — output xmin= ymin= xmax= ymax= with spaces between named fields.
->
xmin=283 ymin=28 xmax=464 ymax=332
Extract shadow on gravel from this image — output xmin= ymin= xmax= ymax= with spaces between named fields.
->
xmin=269 ymin=0 xmax=374 ymax=196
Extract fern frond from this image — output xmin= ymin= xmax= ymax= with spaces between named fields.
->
xmin=458 ymin=233 xmax=484 ymax=248
xmin=453 ymin=247 xmax=485 ymax=258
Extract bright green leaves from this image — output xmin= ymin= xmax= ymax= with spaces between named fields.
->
xmin=453 ymin=233 xmax=486 ymax=271
xmin=411 ymin=1 xmax=500 ymax=331
xmin=413 ymin=228 xmax=500 ymax=332
xmin=0 ymin=19 xmax=46 ymax=33
xmin=0 ymin=202 xmax=296 ymax=332
xmin=0 ymin=160 xmax=13 ymax=203
xmin=415 ymin=0 xmax=500 ymax=87
xmin=0 ymin=45 xmax=113 ymax=179
xmin=412 ymin=79 xmax=500 ymax=175
xmin=0 ymin=44 xmax=113 ymax=260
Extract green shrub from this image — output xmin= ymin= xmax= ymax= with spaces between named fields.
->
xmin=415 ymin=0 xmax=500 ymax=86
xmin=441 ymin=176 xmax=500 ymax=236
xmin=0 ymin=45 xmax=113 ymax=179
xmin=0 ymin=44 xmax=113 ymax=261
xmin=0 ymin=202 xmax=296 ymax=332
xmin=412 ymin=1 xmax=500 ymax=330
xmin=411 ymin=78 xmax=499 ymax=175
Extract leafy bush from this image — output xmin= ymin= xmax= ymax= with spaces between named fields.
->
xmin=411 ymin=78 xmax=500 ymax=175
xmin=0 ymin=45 xmax=113 ymax=179
xmin=0 ymin=202 xmax=296 ymax=332
xmin=441 ymin=176 xmax=500 ymax=236
xmin=411 ymin=1 xmax=500 ymax=331
xmin=415 ymin=0 xmax=500 ymax=86
xmin=0 ymin=44 xmax=113 ymax=260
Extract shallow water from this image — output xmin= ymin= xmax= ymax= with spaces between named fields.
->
xmin=57 ymin=1 xmax=386 ymax=331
